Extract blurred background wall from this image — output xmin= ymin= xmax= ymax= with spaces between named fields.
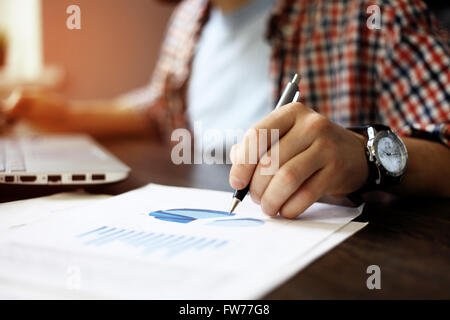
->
xmin=2 ymin=1 xmax=448 ymax=101
xmin=40 ymin=0 xmax=450 ymax=100
xmin=41 ymin=0 xmax=175 ymax=99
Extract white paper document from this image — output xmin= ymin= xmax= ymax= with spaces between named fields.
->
xmin=0 ymin=184 xmax=367 ymax=299
xmin=0 ymin=191 xmax=111 ymax=233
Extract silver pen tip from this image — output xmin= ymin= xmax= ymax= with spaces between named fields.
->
xmin=229 ymin=198 xmax=241 ymax=214
xmin=291 ymin=73 xmax=300 ymax=85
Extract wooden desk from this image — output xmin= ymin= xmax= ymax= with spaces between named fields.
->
xmin=1 ymin=136 xmax=449 ymax=299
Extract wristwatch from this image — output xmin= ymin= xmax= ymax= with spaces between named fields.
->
xmin=348 ymin=125 xmax=408 ymax=193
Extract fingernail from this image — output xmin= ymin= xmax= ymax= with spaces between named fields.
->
xmin=230 ymin=176 xmax=245 ymax=190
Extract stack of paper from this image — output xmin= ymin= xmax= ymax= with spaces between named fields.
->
xmin=0 ymin=184 xmax=366 ymax=299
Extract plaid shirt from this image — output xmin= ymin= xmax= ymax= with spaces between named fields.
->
xmin=121 ymin=0 xmax=450 ymax=146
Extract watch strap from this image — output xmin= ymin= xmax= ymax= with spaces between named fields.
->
xmin=347 ymin=124 xmax=390 ymax=136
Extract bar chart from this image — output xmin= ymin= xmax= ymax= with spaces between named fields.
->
xmin=76 ymin=225 xmax=228 ymax=258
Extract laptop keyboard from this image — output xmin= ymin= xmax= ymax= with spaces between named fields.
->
xmin=0 ymin=139 xmax=27 ymax=172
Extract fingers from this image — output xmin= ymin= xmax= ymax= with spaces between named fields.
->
xmin=229 ymin=103 xmax=309 ymax=190
xmin=6 ymin=89 xmax=41 ymax=119
xmin=229 ymin=142 xmax=255 ymax=189
xmin=2 ymin=89 xmax=23 ymax=114
xmin=278 ymin=166 xmax=333 ymax=218
xmin=253 ymin=102 xmax=304 ymax=134
xmin=257 ymin=141 xmax=326 ymax=216
xmin=8 ymin=91 xmax=67 ymax=126
xmin=248 ymin=122 xmax=317 ymax=203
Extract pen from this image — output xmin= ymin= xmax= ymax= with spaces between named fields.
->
xmin=229 ymin=74 xmax=301 ymax=214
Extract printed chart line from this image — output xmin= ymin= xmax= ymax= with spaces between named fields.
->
xmin=76 ymin=226 xmax=228 ymax=258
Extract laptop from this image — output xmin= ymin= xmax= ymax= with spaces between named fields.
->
xmin=0 ymin=134 xmax=130 ymax=185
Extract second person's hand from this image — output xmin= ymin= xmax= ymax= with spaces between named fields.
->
xmin=5 ymin=89 xmax=69 ymax=131
xmin=0 ymin=89 xmax=23 ymax=132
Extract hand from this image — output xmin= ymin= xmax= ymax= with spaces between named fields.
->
xmin=3 ymin=89 xmax=69 ymax=131
xmin=229 ymin=102 xmax=369 ymax=218
xmin=0 ymin=89 xmax=22 ymax=132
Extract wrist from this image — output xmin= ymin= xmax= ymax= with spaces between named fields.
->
xmin=349 ymin=130 xmax=370 ymax=192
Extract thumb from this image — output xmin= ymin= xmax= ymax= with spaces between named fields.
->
xmin=5 ymin=88 xmax=48 ymax=119
xmin=3 ymin=88 xmax=25 ymax=115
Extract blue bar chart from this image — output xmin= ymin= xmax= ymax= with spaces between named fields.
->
xmin=76 ymin=226 xmax=228 ymax=258
xmin=74 ymin=209 xmax=263 ymax=259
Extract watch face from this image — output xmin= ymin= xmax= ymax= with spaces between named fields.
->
xmin=375 ymin=132 xmax=408 ymax=176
